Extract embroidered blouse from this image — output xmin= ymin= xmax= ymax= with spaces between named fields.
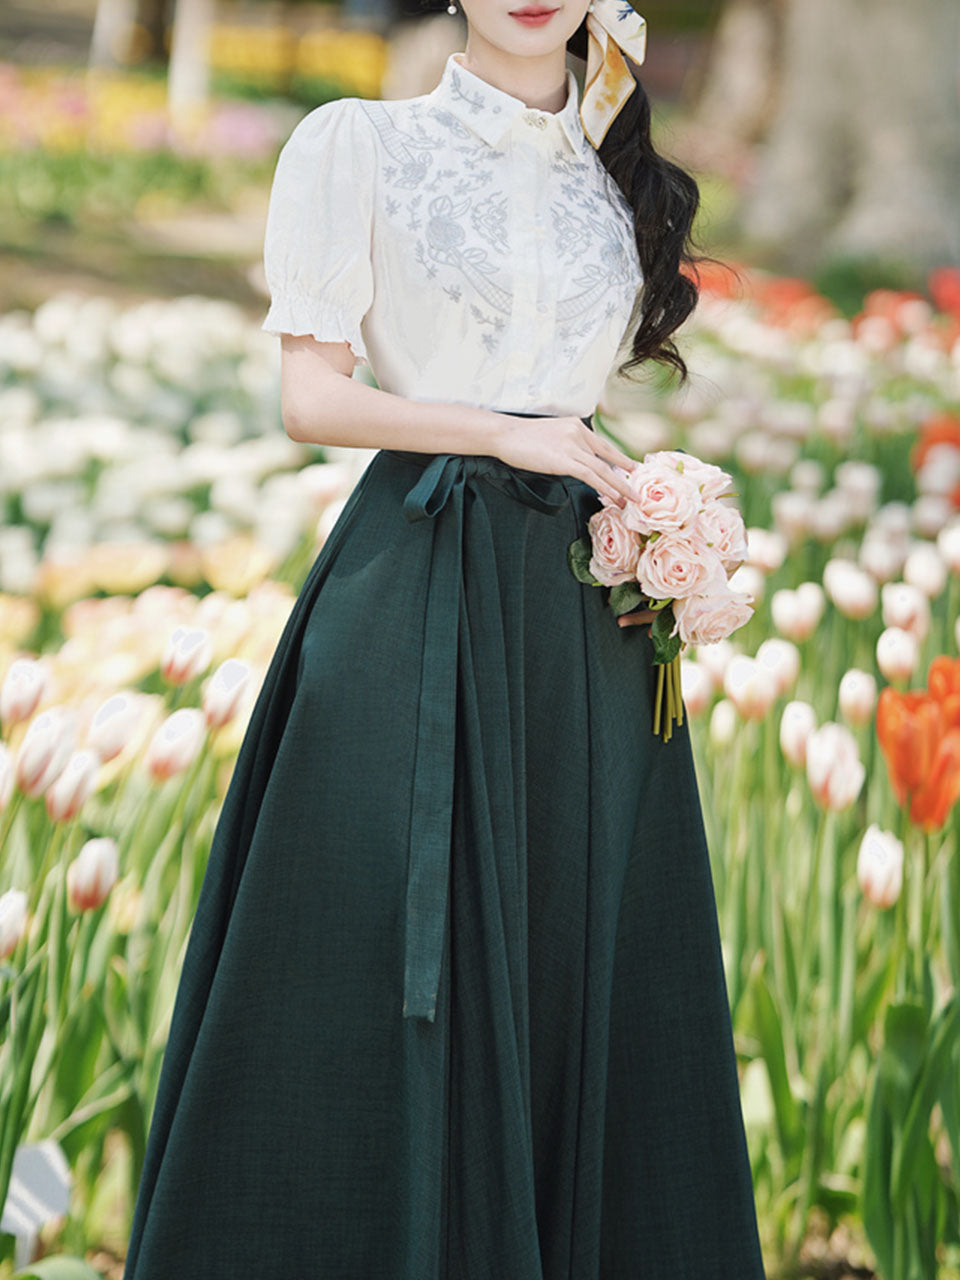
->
xmin=260 ymin=50 xmax=643 ymax=417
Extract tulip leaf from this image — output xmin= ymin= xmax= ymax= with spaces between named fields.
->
xmin=13 ymin=1259 xmax=105 ymax=1279
xmin=890 ymin=995 xmax=960 ymax=1209
xmin=748 ymin=960 xmax=802 ymax=1157
xmin=567 ymin=536 xmax=601 ymax=585
xmin=862 ymin=1053 xmax=896 ymax=1278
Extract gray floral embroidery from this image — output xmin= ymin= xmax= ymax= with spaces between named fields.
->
xmin=355 ymin=74 xmax=641 ymax=366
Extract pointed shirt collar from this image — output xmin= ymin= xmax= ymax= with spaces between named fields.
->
xmin=430 ymin=51 xmax=589 ymax=157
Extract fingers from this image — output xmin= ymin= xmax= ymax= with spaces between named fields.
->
xmin=587 ymin=428 xmax=637 ymax=476
xmin=617 ymin=610 xmax=656 ymax=628
xmin=571 ymin=457 xmax=630 ymax=507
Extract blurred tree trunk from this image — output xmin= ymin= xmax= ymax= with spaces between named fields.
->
xmin=89 ymin=0 xmax=137 ymax=68
xmin=740 ymin=0 xmax=960 ymax=271
xmin=168 ymin=0 xmax=214 ymax=119
xmin=690 ymin=0 xmax=782 ymax=145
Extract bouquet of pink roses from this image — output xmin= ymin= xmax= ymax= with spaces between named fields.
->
xmin=568 ymin=448 xmax=754 ymax=741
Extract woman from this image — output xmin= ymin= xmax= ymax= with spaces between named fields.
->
xmin=122 ymin=1 xmax=768 ymax=1276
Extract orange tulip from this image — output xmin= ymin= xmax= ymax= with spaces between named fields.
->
xmin=910 ymin=411 xmax=960 ymax=473
xmin=928 ymin=655 xmax=960 ymax=731
xmin=910 ymin=730 xmax=960 ymax=830
xmin=875 ymin=687 xmax=941 ymax=807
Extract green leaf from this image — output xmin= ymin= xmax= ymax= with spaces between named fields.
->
xmin=608 ymin=581 xmax=646 ymax=616
xmin=891 ymin=995 xmax=960 ymax=1209
xmin=13 ymin=1258 xmax=105 ymax=1279
xmin=567 ymin=536 xmax=602 ymax=585
xmin=749 ymin=961 xmax=803 ymax=1158
xmin=650 ymin=605 xmax=681 ymax=663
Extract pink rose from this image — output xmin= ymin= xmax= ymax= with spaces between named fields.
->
xmin=636 ymin=527 xmax=726 ymax=600
xmin=642 ymin=449 xmax=734 ymax=502
xmin=672 ymin=585 xmax=754 ymax=645
xmin=697 ymin=499 xmax=748 ymax=572
xmin=587 ymin=505 xmax=642 ymax=586
xmin=622 ymin=464 xmax=702 ymax=536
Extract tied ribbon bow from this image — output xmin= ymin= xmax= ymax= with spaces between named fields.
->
xmin=580 ymin=0 xmax=648 ymax=149
xmin=395 ymin=451 xmax=570 ymax=1021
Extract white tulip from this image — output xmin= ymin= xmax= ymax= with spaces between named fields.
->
xmin=144 ymin=707 xmax=207 ymax=781
xmin=86 ymin=690 xmax=145 ymax=762
xmin=789 ymin=458 xmax=825 ymax=495
xmin=202 ymin=658 xmax=253 ymax=730
xmin=66 ymin=837 xmax=119 ymax=912
xmin=823 ymin=559 xmax=878 ymax=620
xmin=806 ymin=722 xmax=865 ymax=811
xmin=746 ymin=527 xmax=787 ymax=573
xmin=723 ymin=654 xmax=778 ymax=720
xmin=912 ymin=494 xmax=953 ymax=540
xmin=936 ymin=520 xmax=960 ymax=575
xmin=771 ymin=489 xmax=815 ymax=542
xmin=902 ymin=541 xmax=947 ymax=598
xmin=693 ymin=638 xmax=737 ymax=691
xmin=780 ymin=700 xmax=817 ymax=768
xmin=838 ymin=669 xmax=877 ymax=727
xmin=880 ymin=582 xmax=931 ymax=643
xmin=679 ymin=659 xmax=713 ymax=717
xmin=709 ymin=698 xmax=738 ymax=748
xmin=856 ymin=824 xmax=903 ymax=909
xmin=859 ymin=533 xmax=904 ymax=584
xmin=45 ymin=748 xmax=102 ymax=822
xmin=14 ymin=704 xmax=78 ymax=798
xmin=755 ymin=637 xmax=800 ymax=696
xmin=728 ymin=563 xmax=766 ymax=603
xmin=0 ymin=741 xmax=13 ymax=811
xmin=0 ymin=888 xmax=28 ymax=959
xmin=161 ymin=626 xmax=214 ymax=685
xmin=0 ymin=656 xmax=50 ymax=727
xmin=876 ymin=626 xmax=919 ymax=683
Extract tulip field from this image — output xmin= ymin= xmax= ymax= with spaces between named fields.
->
xmin=2 ymin=266 xmax=960 ymax=1278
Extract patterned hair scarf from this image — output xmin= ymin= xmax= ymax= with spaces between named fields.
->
xmin=580 ymin=0 xmax=648 ymax=149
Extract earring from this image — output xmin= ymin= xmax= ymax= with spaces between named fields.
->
xmin=447 ymin=1 xmax=457 ymax=10
xmin=587 ymin=2 xmax=594 ymax=8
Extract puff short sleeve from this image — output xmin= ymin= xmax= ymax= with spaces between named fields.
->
xmin=260 ymin=98 xmax=377 ymax=365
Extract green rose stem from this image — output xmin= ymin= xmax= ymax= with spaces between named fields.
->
xmin=654 ymin=663 xmax=665 ymax=736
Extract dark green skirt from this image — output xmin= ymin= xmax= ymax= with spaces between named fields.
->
xmin=122 ymin=411 xmax=767 ymax=1279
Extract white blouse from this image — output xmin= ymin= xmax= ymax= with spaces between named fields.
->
xmin=261 ymin=50 xmax=643 ymax=418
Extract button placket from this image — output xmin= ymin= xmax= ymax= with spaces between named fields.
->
xmin=503 ymin=128 xmax=544 ymax=406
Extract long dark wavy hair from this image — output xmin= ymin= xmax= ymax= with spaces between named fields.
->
xmin=566 ymin=15 xmax=709 ymax=385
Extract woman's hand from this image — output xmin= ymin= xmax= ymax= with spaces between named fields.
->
xmin=616 ymin=606 xmax=658 ymax=632
xmin=490 ymin=414 xmax=637 ymax=508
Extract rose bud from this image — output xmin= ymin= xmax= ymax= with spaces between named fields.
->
xmin=780 ymin=700 xmax=817 ymax=768
xmin=806 ymin=722 xmax=866 ymax=811
xmin=161 ymin=626 xmax=214 ymax=685
xmin=856 ymin=824 xmax=903 ymax=909
xmin=144 ymin=706 xmax=207 ymax=781
xmin=14 ymin=704 xmax=78 ymax=798
xmin=838 ymin=669 xmax=877 ymax=727
xmin=66 ymin=837 xmax=119 ymax=912
xmin=0 ymin=887 xmax=28 ymax=959
xmin=876 ymin=626 xmax=919 ymax=683
xmin=1 ymin=656 xmax=50 ymax=727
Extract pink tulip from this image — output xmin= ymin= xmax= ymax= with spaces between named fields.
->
xmin=14 ymin=705 xmax=78 ymax=798
xmin=144 ymin=707 xmax=207 ymax=781
xmin=66 ymin=837 xmax=119 ymax=912
xmin=45 ymin=748 xmax=102 ymax=822
xmin=856 ymin=824 xmax=903 ymax=909
xmin=1 ymin=656 xmax=50 ymax=727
